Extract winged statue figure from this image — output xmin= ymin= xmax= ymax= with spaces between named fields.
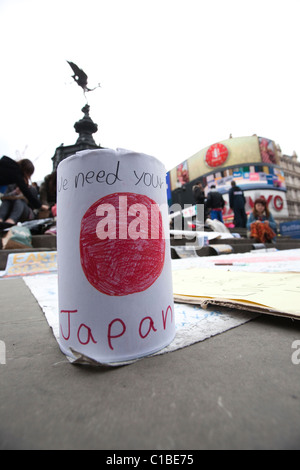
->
xmin=67 ymin=61 xmax=101 ymax=96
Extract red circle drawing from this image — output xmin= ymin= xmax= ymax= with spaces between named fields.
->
xmin=205 ymin=143 xmax=229 ymax=168
xmin=80 ymin=192 xmax=165 ymax=296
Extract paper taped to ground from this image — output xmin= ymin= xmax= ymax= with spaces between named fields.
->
xmin=173 ymin=267 xmax=300 ymax=319
xmin=23 ymin=273 xmax=257 ymax=365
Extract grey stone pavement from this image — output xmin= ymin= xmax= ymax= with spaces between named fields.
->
xmin=0 ymin=276 xmax=300 ymax=450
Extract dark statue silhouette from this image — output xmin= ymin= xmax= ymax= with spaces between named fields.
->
xmin=67 ymin=61 xmax=101 ymax=98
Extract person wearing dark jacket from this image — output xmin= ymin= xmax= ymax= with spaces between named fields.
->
xmin=229 ymin=180 xmax=247 ymax=228
xmin=192 ymin=181 xmax=209 ymax=220
xmin=0 ymin=156 xmax=49 ymax=229
xmin=206 ymin=185 xmax=225 ymax=223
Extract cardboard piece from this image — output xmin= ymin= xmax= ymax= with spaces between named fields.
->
xmin=173 ymin=267 xmax=300 ymax=319
xmin=57 ymin=149 xmax=175 ymax=364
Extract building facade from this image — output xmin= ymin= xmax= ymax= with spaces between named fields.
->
xmin=167 ymin=135 xmax=299 ymax=225
xmin=279 ymin=150 xmax=300 ymax=220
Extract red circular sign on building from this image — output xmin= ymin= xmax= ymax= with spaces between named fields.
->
xmin=205 ymin=143 xmax=229 ymax=168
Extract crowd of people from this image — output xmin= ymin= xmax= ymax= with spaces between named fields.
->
xmin=0 ymin=155 xmax=57 ymax=231
xmin=193 ymin=180 xmax=277 ymax=243
xmin=0 ymin=154 xmax=277 ymax=245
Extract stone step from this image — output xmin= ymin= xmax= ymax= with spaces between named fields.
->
xmin=171 ymin=240 xmax=300 ymax=259
xmin=31 ymin=235 xmax=57 ymax=249
xmin=208 ymin=237 xmax=300 ymax=246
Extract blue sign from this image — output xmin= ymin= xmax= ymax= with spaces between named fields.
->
xmin=166 ymin=172 xmax=172 ymax=202
xmin=280 ymin=220 xmax=300 ymax=239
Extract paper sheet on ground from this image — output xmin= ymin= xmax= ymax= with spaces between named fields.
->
xmin=23 ymin=273 xmax=257 ymax=363
xmin=3 ymin=248 xmax=300 ymax=277
xmin=172 ymin=248 xmax=300 ymax=273
xmin=8 ymin=248 xmax=300 ymax=363
xmin=173 ymin=267 xmax=300 ymax=319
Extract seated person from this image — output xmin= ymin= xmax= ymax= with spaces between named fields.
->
xmin=39 ymin=171 xmax=57 ymax=217
xmin=0 ymin=156 xmax=49 ymax=226
xmin=0 ymin=184 xmax=37 ymax=229
xmin=247 ymin=198 xmax=277 ymax=243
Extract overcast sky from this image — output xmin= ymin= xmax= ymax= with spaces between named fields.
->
xmin=0 ymin=0 xmax=299 ymax=181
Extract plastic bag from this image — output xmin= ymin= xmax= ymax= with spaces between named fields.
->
xmin=2 ymin=225 xmax=32 ymax=249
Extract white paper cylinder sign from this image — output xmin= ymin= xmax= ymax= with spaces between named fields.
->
xmin=57 ymin=149 xmax=175 ymax=364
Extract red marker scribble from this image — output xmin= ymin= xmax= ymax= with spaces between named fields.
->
xmin=80 ymin=192 xmax=165 ymax=296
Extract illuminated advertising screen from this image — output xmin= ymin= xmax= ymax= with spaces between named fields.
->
xmin=203 ymin=165 xmax=286 ymax=194
xmin=168 ymin=135 xmax=288 ymax=222
xmin=258 ymin=137 xmax=280 ymax=165
xmin=169 ymin=135 xmax=281 ymax=191
xmin=173 ymin=160 xmax=189 ymax=188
